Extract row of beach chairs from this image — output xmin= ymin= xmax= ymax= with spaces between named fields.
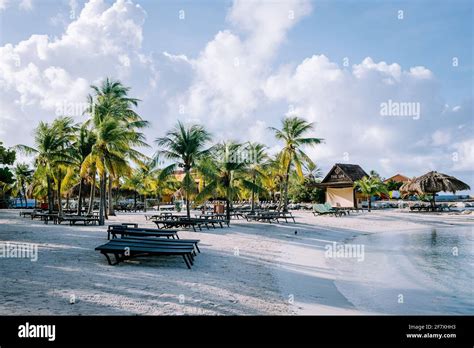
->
xmin=95 ymin=224 xmax=200 ymax=269
xmin=20 ymin=209 xmax=100 ymax=225
xmin=245 ymin=211 xmax=296 ymax=223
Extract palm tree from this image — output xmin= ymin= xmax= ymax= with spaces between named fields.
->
xmin=13 ymin=163 xmax=33 ymax=208
xmin=71 ymin=125 xmax=96 ymax=215
xmin=85 ymin=78 xmax=148 ymax=224
xmin=196 ymin=142 xmax=261 ymax=220
xmin=155 ymin=122 xmax=211 ymax=218
xmin=269 ymin=116 xmax=323 ymax=212
xmin=50 ymin=117 xmax=77 ymax=215
xmin=353 ymin=176 xmax=388 ymax=212
xmin=245 ymin=142 xmax=269 ymax=212
xmin=16 ymin=117 xmax=76 ymax=213
xmin=122 ymin=171 xmax=142 ymax=210
xmin=82 ymin=115 xmax=146 ymax=225
xmin=135 ymin=159 xmax=159 ymax=212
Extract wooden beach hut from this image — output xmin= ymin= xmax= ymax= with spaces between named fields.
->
xmin=317 ymin=163 xmax=369 ymax=208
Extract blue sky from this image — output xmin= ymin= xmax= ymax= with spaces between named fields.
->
xmin=0 ymin=0 xmax=472 ymax=192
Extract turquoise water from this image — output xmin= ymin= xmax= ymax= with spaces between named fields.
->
xmin=332 ymin=226 xmax=474 ymax=314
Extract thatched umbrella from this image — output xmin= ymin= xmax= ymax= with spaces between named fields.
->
xmin=408 ymin=171 xmax=470 ymax=210
xmin=399 ymin=177 xmax=423 ymax=197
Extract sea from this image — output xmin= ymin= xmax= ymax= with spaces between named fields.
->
xmin=331 ymin=226 xmax=474 ymax=314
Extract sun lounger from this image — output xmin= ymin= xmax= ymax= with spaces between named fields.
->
xmin=57 ymin=215 xmax=99 ymax=225
xmin=95 ymin=241 xmax=195 ymax=268
xmin=312 ymin=204 xmax=343 ymax=217
xmin=119 ymin=236 xmax=200 ymax=254
xmin=153 ymin=219 xmax=202 ymax=231
xmin=245 ymin=212 xmax=278 ymax=223
xmin=107 ymin=225 xmax=179 ymax=240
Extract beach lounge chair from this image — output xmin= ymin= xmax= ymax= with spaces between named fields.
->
xmin=118 ymin=236 xmax=200 ymax=254
xmin=107 ymin=225 xmax=179 ymax=240
xmin=312 ymin=204 xmax=343 ymax=217
xmin=95 ymin=240 xmax=195 ymax=268
xmin=57 ymin=215 xmax=99 ymax=225
xmin=153 ymin=219 xmax=202 ymax=231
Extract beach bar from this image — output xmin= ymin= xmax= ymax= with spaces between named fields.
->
xmin=317 ymin=164 xmax=369 ymax=208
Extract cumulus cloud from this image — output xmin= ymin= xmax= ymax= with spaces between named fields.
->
xmin=171 ymin=0 xmax=312 ymax=134
xmin=0 ymin=0 xmax=157 ymax=144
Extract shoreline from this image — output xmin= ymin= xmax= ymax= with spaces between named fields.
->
xmin=273 ymin=210 xmax=474 ymax=315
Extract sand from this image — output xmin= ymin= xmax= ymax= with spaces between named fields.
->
xmin=0 ymin=208 xmax=472 ymax=315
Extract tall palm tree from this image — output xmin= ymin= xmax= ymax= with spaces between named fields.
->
xmin=155 ymin=122 xmax=211 ymax=218
xmin=13 ymin=163 xmax=33 ymax=208
xmin=354 ymin=176 xmax=388 ymax=212
xmin=85 ymin=78 xmax=148 ymax=223
xmin=82 ymin=115 xmax=147 ymax=225
xmin=269 ymin=116 xmax=323 ymax=211
xmin=245 ymin=142 xmax=269 ymax=213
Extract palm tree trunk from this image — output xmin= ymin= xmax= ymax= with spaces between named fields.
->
xmin=77 ymin=178 xmax=83 ymax=216
xmin=185 ymin=169 xmax=191 ymax=219
xmin=18 ymin=188 xmax=23 ymax=209
xmin=283 ymin=162 xmax=291 ymax=212
xmin=134 ymin=191 xmax=137 ymax=210
xmin=20 ymin=183 xmax=26 ymax=208
xmin=251 ymin=175 xmax=256 ymax=213
xmin=144 ymin=193 xmax=147 ymax=212
xmin=107 ymin=175 xmax=115 ymax=216
xmin=57 ymin=178 xmax=63 ymax=216
xmin=185 ymin=192 xmax=191 ymax=218
xmin=104 ymin=174 xmax=108 ymax=220
xmin=47 ymin=175 xmax=53 ymax=213
xmin=98 ymin=172 xmax=106 ymax=225
xmin=226 ymin=196 xmax=231 ymax=221
xmin=368 ymin=195 xmax=372 ymax=212
xmin=88 ymin=175 xmax=96 ymax=214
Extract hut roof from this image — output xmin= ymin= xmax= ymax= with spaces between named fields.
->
xmin=316 ymin=163 xmax=369 ymax=188
xmin=413 ymin=171 xmax=470 ymax=193
xmin=384 ymin=174 xmax=410 ymax=183
xmin=320 ymin=163 xmax=369 ymax=186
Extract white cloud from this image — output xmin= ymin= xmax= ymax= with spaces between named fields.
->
xmin=163 ymin=51 xmax=192 ymax=65
xmin=0 ymin=0 xmax=157 ymax=146
xmin=173 ymin=0 xmax=312 ymax=129
xmin=432 ymin=130 xmax=451 ymax=146
xmin=0 ymin=0 xmax=33 ymax=11
xmin=18 ymin=0 xmax=32 ymax=11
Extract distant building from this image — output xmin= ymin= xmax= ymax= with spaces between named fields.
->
xmin=317 ymin=163 xmax=369 ymax=208
xmin=383 ymin=174 xmax=410 ymax=184
xmin=383 ymin=174 xmax=410 ymax=199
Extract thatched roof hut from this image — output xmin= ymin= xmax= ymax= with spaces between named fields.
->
xmin=316 ymin=163 xmax=369 ymax=208
xmin=414 ymin=171 xmax=470 ymax=194
xmin=399 ymin=177 xmax=423 ymax=196
xmin=400 ymin=171 xmax=470 ymax=209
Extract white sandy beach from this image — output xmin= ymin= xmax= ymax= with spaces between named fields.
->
xmin=0 ymin=209 xmax=472 ymax=315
